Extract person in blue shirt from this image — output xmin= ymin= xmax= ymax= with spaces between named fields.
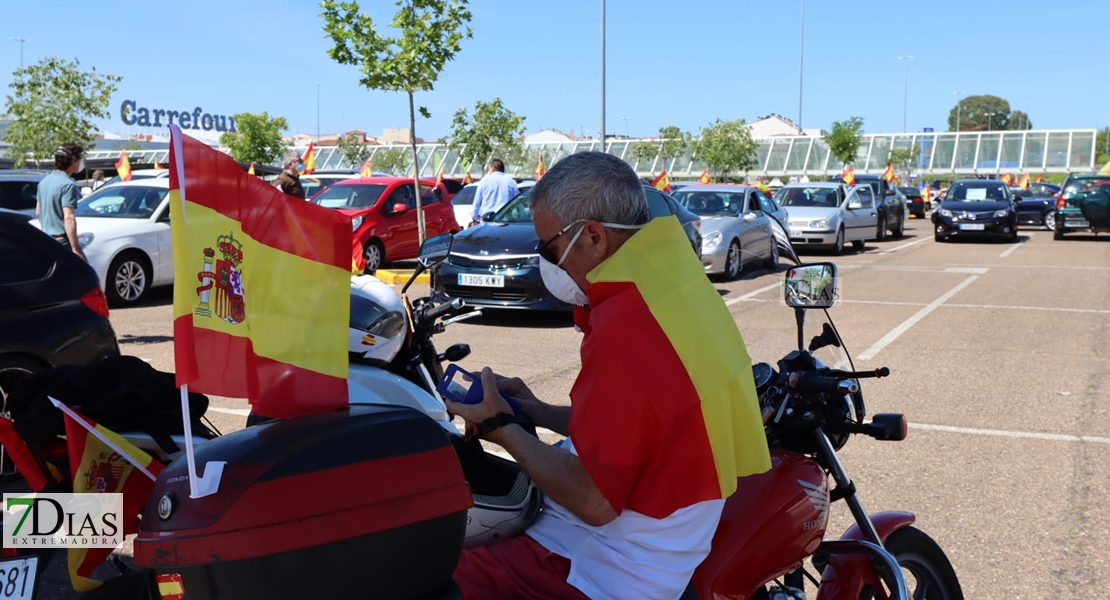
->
xmin=470 ymin=159 xmax=519 ymax=225
xmin=37 ymin=144 xmax=87 ymax=260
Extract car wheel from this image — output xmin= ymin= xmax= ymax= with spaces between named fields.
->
xmin=852 ymin=239 xmax=865 ymax=251
xmin=1054 ymin=225 xmax=1065 ymax=240
xmin=763 ymin=241 xmax=778 ymax=271
xmin=107 ymin=251 xmax=152 ymax=307
xmin=834 ymin=227 xmax=845 ymax=255
xmin=363 ymin=240 xmax=385 ymax=273
xmin=875 ymin=214 xmax=887 ymax=242
xmin=935 ymin=232 xmax=946 ymax=243
xmin=723 ymin=241 xmax=741 ymax=280
xmin=1043 ymin=212 xmax=1056 ymax=231
xmin=0 ymin=355 xmax=45 ymax=483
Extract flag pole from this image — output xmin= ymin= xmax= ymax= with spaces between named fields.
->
xmin=48 ymin=397 xmax=158 ymax=481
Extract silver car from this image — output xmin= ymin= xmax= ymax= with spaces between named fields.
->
xmin=671 ymin=185 xmax=787 ymax=279
xmin=776 ymin=182 xmax=879 ymax=254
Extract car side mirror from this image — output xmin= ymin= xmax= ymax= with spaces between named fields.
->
xmin=481 ymin=211 xmax=496 ymax=222
xmin=1013 ymin=195 xmax=1022 ymax=201
xmin=848 ymin=201 xmax=863 ymax=210
xmin=391 ymin=203 xmax=409 ymax=214
xmin=743 ymin=212 xmax=758 ymax=223
xmin=885 ymin=189 xmax=895 ymax=197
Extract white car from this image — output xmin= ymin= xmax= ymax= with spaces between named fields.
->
xmin=777 ymin=182 xmax=879 ymax=254
xmin=33 ymin=179 xmax=172 ymax=306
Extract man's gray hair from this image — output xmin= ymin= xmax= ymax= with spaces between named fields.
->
xmin=283 ymin=151 xmax=301 ymax=166
xmin=529 ymin=151 xmax=650 ymax=227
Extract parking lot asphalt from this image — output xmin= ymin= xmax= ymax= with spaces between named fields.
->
xmin=14 ymin=217 xmax=1110 ymax=599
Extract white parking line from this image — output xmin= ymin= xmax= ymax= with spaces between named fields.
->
xmin=880 ymin=237 xmax=932 ymax=254
xmin=912 ymin=422 xmax=1110 ymax=444
xmin=856 ymin=275 xmax=981 ymax=361
xmin=725 ymin=281 xmax=781 ymax=306
xmin=999 ymin=232 xmax=1033 ymax=258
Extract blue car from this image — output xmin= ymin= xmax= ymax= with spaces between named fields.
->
xmin=1010 ymin=183 xmax=1061 ymax=230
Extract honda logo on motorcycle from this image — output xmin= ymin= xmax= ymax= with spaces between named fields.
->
xmin=797 ymin=480 xmax=829 ymax=531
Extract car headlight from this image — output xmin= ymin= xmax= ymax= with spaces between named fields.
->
xmin=703 ymin=231 xmax=723 ymax=249
xmin=77 ymin=232 xmax=95 ymax=248
xmin=939 ymin=209 xmax=952 ymax=218
xmin=994 ymin=210 xmax=1009 ymax=218
xmin=351 ymin=216 xmax=363 ymax=230
xmin=808 ymin=219 xmax=828 ymax=229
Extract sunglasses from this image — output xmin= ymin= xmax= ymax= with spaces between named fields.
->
xmin=535 ymin=219 xmax=586 ymax=265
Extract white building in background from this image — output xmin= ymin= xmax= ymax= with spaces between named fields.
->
xmin=748 ymin=114 xmax=822 ymax=138
xmin=525 ymin=129 xmax=574 ymax=144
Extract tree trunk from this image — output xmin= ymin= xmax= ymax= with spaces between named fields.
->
xmin=409 ymin=90 xmax=425 ymax=245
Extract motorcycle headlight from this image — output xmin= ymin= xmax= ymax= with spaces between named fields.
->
xmin=809 ymin=219 xmax=828 ymax=229
xmin=77 ymin=232 xmax=95 ymax=248
xmin=994 ymin=209 xmax=1009 ymax=218
xmin=352 ymin=216 xmax=363 ymax=230
xmin=703 ymin=231 xmax=723 ymax=249
xmin=939 ymin=209 xmax=953 ymax=218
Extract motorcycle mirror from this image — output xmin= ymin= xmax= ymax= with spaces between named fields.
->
xmin=416 ymin=233 xmax=453 ymax=268
xmin=441 ymin=343 xmax=471 ymax=363
xmin=783 ymin=263 xmax=839 ymax=309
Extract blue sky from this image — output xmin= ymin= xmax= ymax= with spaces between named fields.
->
xmin=3 ymin=0 xmax=1107 ymax=141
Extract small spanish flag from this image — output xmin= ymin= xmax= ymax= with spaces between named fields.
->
xmin=247 ymin=162 xmax=255 ymax=176
xmin=699 ymin=170 xmax=711 ymax=184
xmin=433 ymin=165 xmax=445 ymax=191
xmin=922 ymin=184 xmax=932 ymax=204
xmin=155 ymin=574 xmax=185 ymax=600
xmin=1018 ymin=174 xmax=1030 ymax=190
xmin=462 ymin=171 xmax=473 ymax=185
xmin=536 ymin=154 xmax=546 ymax=181
xmin=841 ymin=166 xmax=856 ymax=186
xmin=651 ymin=170 xmax=671 ymax=193
xmin=115 ymin=151 xmax=132 ymax=182
xmin=881 ymin=164 xmax=895 ymax=182
xmin=1034 ymin=174 xmax=1043 ymax=183
xmin=1100 ymin=160 xmax=1110 ymax=175
xmin=359 ymin=158 xmax=373 ymax=178
xmin=154 ymin=161 xmax=164 ymax=169
xmin=302 ymin=141 xmax=316 ymax=175
xmin=1001 ymin=173 xmax=1015 ymax=185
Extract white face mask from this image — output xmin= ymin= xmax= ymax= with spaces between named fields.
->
xmin=538 ymin=219 xmax=643 ymax=306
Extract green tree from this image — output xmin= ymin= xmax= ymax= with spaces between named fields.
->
xmin=219 ymin=112 xmax=289 ymax=165
xmin=321 ymin=0 xmax=473 ymax=243
xmin=689 ymin=119 xmax=757 ymax=180
xmin=3 ymin=57 xmax=121 ymax=166
xmin=1007 ymin=110 xmax=1033 ymax=131
xmin=336 ymin=133 xmax=372 ymax=167
xmin=826 ymin=117 xmax=865 ymax=168
xmin=887 ymin=144 xmax=922 ymax=173
xmin=631 ymin=125 xmax=689 ymax=166
xmin=371 ymin=146 xmax=411 ymax=175
xmin=1097 ymin=127 xmax=1110 ymax=167
xmin=447 ymin=97 xmax=526 ymax=169
xmin=947 ymin=94 xmax=1011 ymax=131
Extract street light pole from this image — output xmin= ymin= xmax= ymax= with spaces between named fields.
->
xmin=797 ymin=0 xmax=805 ymax=131
xmin=621 ymin=116 xmax=632 ymax=138
xmin=600 ymin=0 xmax=606 ymax=152
xmin=953 ymin=91 xmax=965 ymax=132
xmin=986 ymin=112 xmax=995 ymax=131
xmin=312 ymin=82 xmax=324 ymax=144
xmin=897 ymin=55 xmax=914 ymax=132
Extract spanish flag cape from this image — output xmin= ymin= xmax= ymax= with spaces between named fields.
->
xmin=570 ymin=216 xmax=771 ymax=519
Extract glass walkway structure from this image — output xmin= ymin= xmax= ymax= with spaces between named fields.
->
xmin=86 ymin=129 xmax=1099 ymax=179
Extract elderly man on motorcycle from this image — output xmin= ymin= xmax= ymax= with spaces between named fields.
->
xmin=446 ymin=151 xmax=772 ymax=600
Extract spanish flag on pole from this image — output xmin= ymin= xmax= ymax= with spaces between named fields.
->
xmin=247 ymin=162 xmax=255 ymax=176
xmin=1018 ymin=174 xmax=1030 ymax=190
xmin=651 ymin=169 xmax=671 ymax=193
xmin=1035 ymin=174 xmax=1043 ymax=183
xmin=302 ymin=141 xmax=316 ymax=174
xmin=115 ymin=151 xmax=132 ymax=182
xmin=54 ymin=401 xmax=162 ymax=591
xmin=841 ymin=166 xmax=856 ymax=186
xmin=574 ymin=216 xmax=771 ymax=518
xmin=359 ymin=158 xmax=373 ymax=178
xmin=1001 ymin=173 xmax=1015 ymax=186
xmin=169 ymin=125 xmax=351 ymax=419
xmin=881 ymin=163 xmax=895 ymax=182
xmin=462 ymin=171 xmax=473 ymax=185
xmin=536 ymin=154 xmax=546 ymax=181
xmin=699 ymin=170 xmax=711 ymax=184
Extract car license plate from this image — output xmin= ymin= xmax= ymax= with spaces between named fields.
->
xmin=1065 ymin=220 xmax=1090 ymax=228
xmin=958 ymin=224 xmax=986 ymax=231
xmin=0 ymin=557 xmax=37 ymax=600
xmin=458 ymin=274 xmax=504 ymax=288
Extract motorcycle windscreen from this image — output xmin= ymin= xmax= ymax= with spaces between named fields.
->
xmin=769 ymin=217 xmax=799 ymax=265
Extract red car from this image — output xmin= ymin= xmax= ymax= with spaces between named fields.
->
xmin=311 ymin=177 xmax=460 ymax=271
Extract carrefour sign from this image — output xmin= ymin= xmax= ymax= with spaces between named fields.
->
xmin=119 ymin=100 xmax=237 ymax=132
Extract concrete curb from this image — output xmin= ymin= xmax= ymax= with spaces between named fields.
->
xmin=373 ymin=269 xmax=430 ymax=285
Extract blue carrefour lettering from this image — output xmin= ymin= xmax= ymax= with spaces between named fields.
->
xmin=119 ymin=100 xmax=235 ymax=132
xmin=120 ymin=100 xmax=137 ymax=126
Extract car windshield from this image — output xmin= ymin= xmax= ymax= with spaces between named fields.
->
xmin=898 ymin=187 xmax=919 ymax=196
xmin=947 ymin=182 xmax=1007 ymax=201
xmin=672 ymin=191 xmax=743 ymax=217
xmin=492 ymin=189 xmax=533 ymax=223
xmin=312 ymin=183 xmax=386 ymax=208
xmin=75 ymin=186 xmax=167 ymax=218
xmin=1064 ymin=177 xmax=1110 ymax=195
xmin=303 ymin=176 xmax=347 ymax=200
xmin=451 ymin=186 xmax=477 ymax=207
xmin=779 ymin=187 xmax=841 ymax=208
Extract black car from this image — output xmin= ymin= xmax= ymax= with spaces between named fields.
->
xmin=0 ymin=212 xmax=120 ymax=424
xmin=431 ymin=185 xmax=701 ymax=311
xmin=932 ymin=180 xmax=1019 ymax=242
xmin=898 ymin=186 xmax=927 ymax=218
xmin=833 ymin=174 xmax=907 ymax=239
xmin=1010 ymin=183 xmax=1061 ymax=230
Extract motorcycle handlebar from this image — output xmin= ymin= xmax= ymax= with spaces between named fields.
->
xmin=792 ymin=372 xmax=860 ymax=396
xmin=421 ymin=298 xmax=465 ymax=324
